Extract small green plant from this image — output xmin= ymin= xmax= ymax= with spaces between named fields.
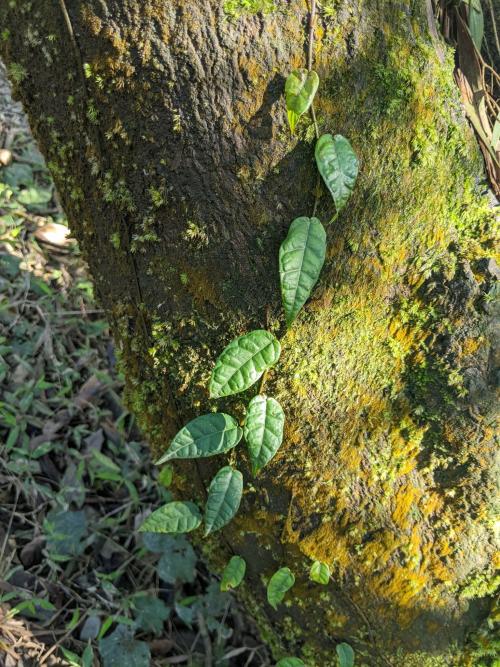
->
xmin=267 ymin=567 xmax=295 ymax=610
xmin=138 ymin=4 xmax=358 ymax=659
xmin=309 ymin=560 xmax=330 ymax=585
xmin=336 ymin=642 xmax=355 ymax=667
xmin=220 ymin=555 xmax=246 ymax=591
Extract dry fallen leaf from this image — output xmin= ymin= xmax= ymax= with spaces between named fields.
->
xmin=34 ymin=222 xmax=72 ymax=248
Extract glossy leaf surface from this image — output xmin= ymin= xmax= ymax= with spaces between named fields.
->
xmin=156 ymin=413 xmax=242 ymax=464
xmin=204 ymin=466 xmax=243 ymax=535
xmin=309 ymin=560 xmax=330 ymax=585
xmin=279 ymin=216 xmax=326 ymax=326
xmin=276 ymin=659 xmax=305 ymax=667
xmin=267 ymin=567 xmax=295 ymax=610
xmin=210 ymin=330 xmax=281 ymax=398
xmin=139 ymin=501 xmax=201 ymax=534
xmin=315 ymin=133 xmax=358 ymax=212
xmin=244 ymin=395 xmax=285 ymax=473
xmin=336 ymin=642 xmax=355 ymax=667
xmin=285 ymin=68 xmax=319 ymax=133
xmin=220 ymin=555 xmax=246 ymax=591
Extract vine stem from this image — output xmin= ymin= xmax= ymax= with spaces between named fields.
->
xmin=308 ymin=0 xmax=321 ymax=217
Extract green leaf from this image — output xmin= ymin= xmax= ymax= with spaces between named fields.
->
xmin=44 ymin=509 xmax=87 ymax=557
xmin=220 ymin=555 xmax=246 ymax=591
xmin=139 ymin=501 xmax=201 ymax=534
xmin=18 ymin=186 xmax=52 ymax=207
xmin=210 ymin=330 xmax=281 ymax=398
xmin=315 ymin=133 xmax=359 ymax=213
xmin=82 ymin=645 xmax=94 ymax=667
xmin=155 ymin=413 xmax=242 ymax=464
xmin=156 ymin=536 xmax=197 ymax=584
xmin=204 ymin=466 xmax=243 ymax=535
xmin=132 ymin=595 xmax=170 ymax=635
xmin=99 ymin=625 xmax=150 ymax=667
xmin=336 ymin=642 xmax=355 ymax=667
xmin=285 ymin=69 xmax=319 ymax=134
xmin=467 ymin=0 xmax=484 ymax=52
xmin=309 ymin=560 xmax=330 ymax=585
xmin=276 ymin=659 xmax=305 ymax=667
xmin=244 ymin=395 xmax=285 ymax=473
xmin=279 ymin=216 xmax=326 ymax=326
xmin=267 ymin=567 xmax=295 ymax=610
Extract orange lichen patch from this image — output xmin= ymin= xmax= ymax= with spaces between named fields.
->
xmin=292 ymin=520 xmax=352 ymax=572
xmin=338 ymin=437 xmax=362 ymax=472
xmin=389 ymin=416 xmax=427 ymax=476
xmin=392 ymin=483 xmax=423 ymax=530
xmin=376 ymin=565 xmax=429 ymax=615
xmin=460 ymin=336 xmax=483 ymax=357
xmin=361 ymin=530 xmax=402 ymax=571
xmin=419 ymin=491 xmax=443 ymax=519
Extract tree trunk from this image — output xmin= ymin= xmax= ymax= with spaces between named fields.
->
xmin=2 ymin=1 xmax=498 ymax=664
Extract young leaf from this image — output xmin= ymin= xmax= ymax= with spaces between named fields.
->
xmin=309 ymin=560 xmax=330 ymax=585
xmin=467 ymin=0 xmax=484 ymax=52
xmin=279 ymin=216 xmax=326 ymax=326
xmin=315 ymin=133 xmax=359 ymax=213
xmin=267 ymin=567 xmax=295 ymax=610
xmin=155 ymin=413 xmax=242 ymax=464
xmin=210 ymin=330 xmax=281 ymax=398
xmin=204 ymin=466 xmax=243 ymax=535
xmin=336 ymin=642 xmax=355 ymax=667
xmin=220 ymin=555 xmax=246 ymax=591
xmin=139 ymin=501 xmax=202 ymax=534
xmin=244 ymin=395 xmax=285 ymax=473
xmin=285 ymin=69 xmax=319 ymax=134
xmin=276 ymin=659 xmax=305 ymax=667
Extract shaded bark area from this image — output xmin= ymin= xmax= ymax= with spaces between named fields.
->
xmin=1 ymin=1 xmax=498 ymax=664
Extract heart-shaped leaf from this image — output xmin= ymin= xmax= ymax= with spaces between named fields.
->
xmin=210 ymin=330 xmax=281 ymax=398
xmin=309 ymin=560 xmax=330 ymax=585
xmin=244 ymin=395 xmax=285 ymax=473
xmin=315 ymin=133 xmax=359 ymax=213
xmin=336 ymin=642 xmax=355 ymax=667
xmin=220 ymin=555 xmax=246 ymax=591
xmin=139 ymin=501 xmax=201 ymax=534
xmin=276 ymin=659 xmax=305 ymax=667
xmin=204 ymin=466 xmax=243 ymax=535
xmin=99 ymin=625 xmax=150 ymax=667
xmin=267 ymin=567 xmax=295 ymax=610
xmin=285 ymin=69 xmax=319 ymax=134
xmin=155 ymin=413 xmax=242 ymax=464
xmin=279 ymin=216 xmax=326 ymax=326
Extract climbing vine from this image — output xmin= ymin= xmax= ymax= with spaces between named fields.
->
xmin=139 ymin=3 xmax=358 ymax=663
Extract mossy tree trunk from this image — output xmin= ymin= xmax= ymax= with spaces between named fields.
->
xmin=2 ymin=1 xmax=498 ymax=664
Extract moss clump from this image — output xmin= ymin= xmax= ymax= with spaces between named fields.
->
xmin=223 ymin=0 xmax=277 ymax=18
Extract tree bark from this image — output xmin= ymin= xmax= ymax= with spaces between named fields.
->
xmin=1 ymin=1 xmax=498 ymax=664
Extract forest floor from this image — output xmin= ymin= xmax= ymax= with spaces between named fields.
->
xmin=0 ymin=66 xmax=268 ymax=667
